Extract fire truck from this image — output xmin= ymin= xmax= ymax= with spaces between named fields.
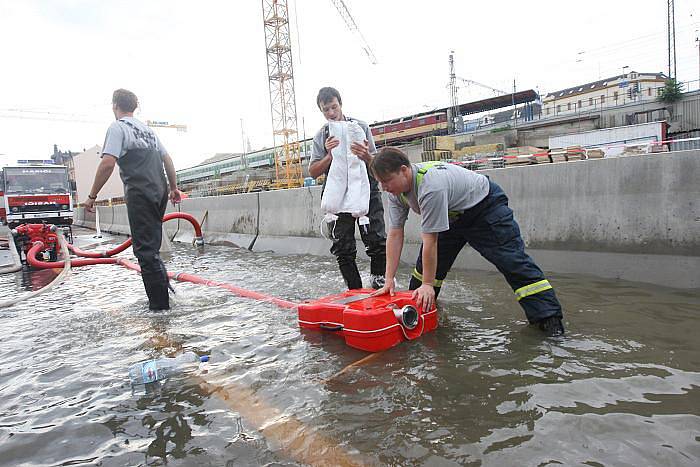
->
xmin=1 ymin=164 xmax=74 ymax=261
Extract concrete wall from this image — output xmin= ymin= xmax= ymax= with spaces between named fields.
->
xmin=75 ymin=150 xmax=700 ymax=289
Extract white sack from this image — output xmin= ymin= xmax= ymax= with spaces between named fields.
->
xmin=320 ymin=120 xmax=370 ymax=220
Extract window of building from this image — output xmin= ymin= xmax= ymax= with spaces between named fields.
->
xmin=657 ymin=88 xmax=663 ymax=96
xmin=648 ymin=88 xmax=652 ymax=96
xmin=614 ymin=91 xmax=619 ymax=100
xmin=556 ymin=105 xmax=561 ymax=113
xmin=589 ymin=97 xmax=593 ymax=106
xmin=601 ymin=95 xmax=606 ymax=104
xmin=567 ymin=103 xmax=571 ymax=110
xmin=545 ymin=108 xmax=550 ymax=116
xmin=578 ymin=100 xmax=582 ymax=108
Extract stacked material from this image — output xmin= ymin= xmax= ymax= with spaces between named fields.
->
xmin=566 ymin=146 xmax=587 ymax=161
xmin=504 ymin=146 xmax=545 ymax=157
xmin=421 ymin=150 xmax=452 ymax=162
xmin=453 ymin=143 xmax=505 ymax=159
xmin=548 ymin=146 xmax=586 ymax=162
xmin=620 ymin=144 xmax=650 ymax=156
xmin=586 ymin=148 xmax=605 ymax=159
xmin=422 ymin=136 xmax=456 ymax=152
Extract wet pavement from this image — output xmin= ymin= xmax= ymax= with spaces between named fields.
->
xmin=0 ymin=229 xmax=698 ymax=466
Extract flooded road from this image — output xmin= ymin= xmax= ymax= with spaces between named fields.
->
xmin=0 ymin=234 xmax=698 ymax=466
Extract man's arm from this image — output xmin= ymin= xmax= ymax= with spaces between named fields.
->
xmin=163 ymin=153 xmax=183 ymax=204
xmin=83 ymin=154 xmax=117 ymax=212
xmin=309 ymin=154 xmax=332 ymax=178
xmin=413 ymin=232 xmax=438 ymax=311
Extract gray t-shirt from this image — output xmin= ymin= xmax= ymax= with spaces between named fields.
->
xmin=387 ymin=162 xmax=490 ymax=233
xmin=102 ymin=117 xmax=167 ymax=159
xmin=310 ymin=117 xmax=376 ymax=164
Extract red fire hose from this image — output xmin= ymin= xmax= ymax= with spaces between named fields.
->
xmin=26 ymin=211 xmax=298 ymax=309
xmin=116 ymin=259 xmax=298 ymax=309
xmin=66 ymin=212 xmax=204 ymax=258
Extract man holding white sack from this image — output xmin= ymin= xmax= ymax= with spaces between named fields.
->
xmin=309 ymin=87 xmax=387 ymax=290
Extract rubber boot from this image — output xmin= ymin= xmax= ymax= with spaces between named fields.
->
xmin=339 ymin=261 xmax=363 ymax=290
xmin=369 ymin=255 xmax=386 ymax=289
xmin=142 ymin=270 xmax=170 ymax=310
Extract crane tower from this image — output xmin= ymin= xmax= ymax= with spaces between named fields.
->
xmin=261 ymin=0 xmax=303 ymax=189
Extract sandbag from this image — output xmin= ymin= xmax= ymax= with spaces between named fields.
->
xmin=320 ymin=120 xmax=370 ymax=222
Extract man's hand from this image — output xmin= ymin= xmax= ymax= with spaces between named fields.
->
xmin=169 ymin=188 xmax=183 ymax=205
xmin=351 ymin=139 xmax=372 ymax=164
xmin=370 ymin=277 xmax=396 ymax=297
xmin=84 ymin=197 xmax=96 ymax=213
xmin=324 ymin=136 xmax=340 ymax=154
xmin=412 ymin=284 xmax=435 ymax=312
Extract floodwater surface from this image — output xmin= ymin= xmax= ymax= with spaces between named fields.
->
xmin=0 ymin=233 xmax=698 ymax=466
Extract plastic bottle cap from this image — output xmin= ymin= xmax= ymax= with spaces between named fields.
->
xmin=200 ymin=355 xmax=210 ymax=362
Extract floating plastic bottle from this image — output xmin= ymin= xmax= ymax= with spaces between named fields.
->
xmin=129 ymin=351 xmax=209 ymax=385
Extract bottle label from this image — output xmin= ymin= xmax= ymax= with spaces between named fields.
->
xmin=141 ymin=360 xmax=158 ymax=384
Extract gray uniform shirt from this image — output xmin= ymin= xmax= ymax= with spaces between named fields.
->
xmin=102 ymin=117 xmax=167 ymax=159
xmin=387 ymin=162 xmax=490 ymax=233
xmin=310 ymin=117 xmax=376 ymax=164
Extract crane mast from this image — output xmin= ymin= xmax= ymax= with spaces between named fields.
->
xmin=262 ymin=0 xmax=303 ymax=189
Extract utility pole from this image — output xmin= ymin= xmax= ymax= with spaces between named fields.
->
xmin=512 ymin=79 xmax=517 ymax=129
xmin=448 ymin=51 xmax=458 ymax=134
xmin=696 ymin=32 xmax=700 ymax=90
xmin=667 ymin=0 xmax=677 ymax=79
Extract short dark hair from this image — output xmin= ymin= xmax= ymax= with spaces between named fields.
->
xmin=317 ymin=87 xmax=342 ymax=109
xmin=371 ymin=147 xmax=411 ymax=179
xmin=112 ymin=89 xmax=138 ymax=113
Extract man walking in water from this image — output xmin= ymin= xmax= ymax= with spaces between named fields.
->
xmin=84 ymin=89 xmax=182 ymax=310
xmin=309 ymin=86 xmax=387 ymax=290
xmin=370 ymin=147 xmax=564 ymax=335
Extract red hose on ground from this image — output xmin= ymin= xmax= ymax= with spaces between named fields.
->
xmin=29 ymin=211 xmax=298 ymax=310
xmin=27 ymin=241 xmax=118 ymax=269
xmin=69 ymin=212 xmax=204 ymax=259
xmin=116 ymin=259 xmax=299 ymax=309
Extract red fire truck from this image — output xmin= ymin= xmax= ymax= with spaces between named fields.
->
xmin=1 ymin=164 xmax=74 ymax=229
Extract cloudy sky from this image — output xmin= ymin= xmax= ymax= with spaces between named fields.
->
xmin=1 ymin=0 xmax=698 ymax=169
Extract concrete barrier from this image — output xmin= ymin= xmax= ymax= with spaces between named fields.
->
xmin=75 ymin=150 xmax=700 ymax=288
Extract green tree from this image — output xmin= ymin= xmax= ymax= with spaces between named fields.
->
xmin=659 ymin=78 xmax=684 ymax=103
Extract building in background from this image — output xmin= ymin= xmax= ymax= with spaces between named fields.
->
xmin=72 ymin=145 xmax=124 ymax=202
xmin=543 ymin=72 xmax=667 ymax=117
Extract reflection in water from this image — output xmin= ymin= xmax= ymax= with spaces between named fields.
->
xmin=0 ymin=236 xmax=698 ymax=466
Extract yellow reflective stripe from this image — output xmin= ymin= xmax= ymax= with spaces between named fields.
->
xmin=416 ymin=162 xmax=444 ymax=187
xmin=514 ymin=280 xmax=552 ymax=301
xmin=411 ymin=268 xmax=443 ymax=287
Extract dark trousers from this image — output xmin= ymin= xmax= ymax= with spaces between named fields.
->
xmin=329 ymin=190 xmax=387 ymax=289
xmin=125 ymin=188 xmax=169 ymax=310
xmin=409 ymin=181 xmax=562 ymax=323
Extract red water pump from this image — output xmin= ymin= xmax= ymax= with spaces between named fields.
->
xmin=12 ymin=223 xmax=60 ymax=262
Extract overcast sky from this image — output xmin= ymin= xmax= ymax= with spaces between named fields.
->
xmin=1 ymin=0 xmax=698 ymax=169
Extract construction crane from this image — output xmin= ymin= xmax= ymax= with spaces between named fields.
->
xmin=1 ymin=108 xmax=187 ymax=131
xmin=261 ymin=0 xmax=303 ymax=189
xmin=329 ymin=0 xmax=377 ymax=64
xmin=145 ymin=120 xmax=188 ymax=132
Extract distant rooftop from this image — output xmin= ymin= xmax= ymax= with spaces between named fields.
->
xmin=198 ymin=152 xmax=242 ymax=166
xmin=545 ymin=72 xmax=667 ymax=100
